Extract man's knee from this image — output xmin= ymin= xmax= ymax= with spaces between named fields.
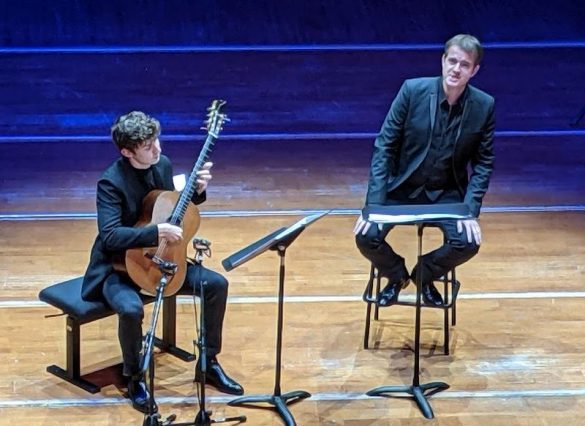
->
xmin=448 ymin=239 xmax=480 ymax=261
xmin=118 ymin=299 xmax=144 ymax=322
xmin=355 ymin=233 xmax=383 ymax=251
xmin=213 ymin=274 xmax=229 ymax=293
xmin=205 ymin=273 xmax=229 ymax=298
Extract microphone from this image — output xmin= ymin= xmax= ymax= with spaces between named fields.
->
xmin=192 ymin=237 xmax=211 ymax=251
xmin=192 ymin=237 xmax=211 ymax=264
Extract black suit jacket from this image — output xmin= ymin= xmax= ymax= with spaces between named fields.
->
xmin=81 ymin=155 xmax=205 ymax=301
xmin=365 ymin=77 xmax=495 ymax=217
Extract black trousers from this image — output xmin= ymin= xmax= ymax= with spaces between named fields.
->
xmin=356 ymin=219 xmax=480 ymax=284
xmin=355 ymin=190 xmax=480 ymax=284
xmin=103 ymin=263 xmax=228 ymax=377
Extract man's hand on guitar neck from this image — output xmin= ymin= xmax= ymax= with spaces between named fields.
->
xmin=157 ymin=223 xmax=183 ymax=244
xmin=196 ymin=162 xmax=213 ymax=194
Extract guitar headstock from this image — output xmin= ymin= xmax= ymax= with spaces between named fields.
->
xmin=203 ymin=99 xmax=229 ymax=138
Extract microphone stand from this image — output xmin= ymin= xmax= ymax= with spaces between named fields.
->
xmin=141 ymin=256 xmax=179 ymax=426
xmin=172 ymin=238 xmax=246 ymax=426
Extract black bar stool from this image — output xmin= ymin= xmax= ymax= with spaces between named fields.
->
xmin=362 ymin=261 xmax=460 ymax=354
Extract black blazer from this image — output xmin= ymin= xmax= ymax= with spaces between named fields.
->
xmin=365 ymin=77 xmax=495 ymax=217
xmin=81 ymin=155 xmax=205 ymax=301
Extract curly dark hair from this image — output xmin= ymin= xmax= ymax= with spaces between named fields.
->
xmin=111 ymin=111 xmax=161 ymax=152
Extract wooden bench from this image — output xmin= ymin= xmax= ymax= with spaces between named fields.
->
xmin=39 ymin=276 xmax=195 ymax=393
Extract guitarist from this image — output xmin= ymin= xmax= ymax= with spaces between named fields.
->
xmin=82 ymin=111 xmax=243 ymax=413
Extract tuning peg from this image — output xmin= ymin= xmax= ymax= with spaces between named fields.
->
xmin=207 ymin=99 xmax=226 ymax=111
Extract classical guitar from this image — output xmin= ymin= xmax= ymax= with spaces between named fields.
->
xmin=124 ymin=100 xmax=228 ymax=296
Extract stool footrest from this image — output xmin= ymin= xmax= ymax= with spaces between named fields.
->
xmin=363 ymin=280 xmax=461 ymax=309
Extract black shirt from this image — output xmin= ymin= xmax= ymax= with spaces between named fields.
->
xmin=402 ymin=80 xmax=467 ymax=201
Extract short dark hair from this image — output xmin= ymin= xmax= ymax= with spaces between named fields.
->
xmin=111 ymin=111 xmax=160 ymax=152
xmin=444 ymin=34 xmax=484 ymax=65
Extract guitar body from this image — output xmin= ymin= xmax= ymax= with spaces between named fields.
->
xmin=125 ymin=190 xmax=201 ymax=296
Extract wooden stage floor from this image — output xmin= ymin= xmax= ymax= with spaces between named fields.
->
xmin=1 ymin=134 xmax=585 ymax=424
xmin=1 ymin=211 xmax=585 ymax=425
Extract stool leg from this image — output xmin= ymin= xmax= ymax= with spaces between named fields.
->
xmin=363 ymin=265 xmax=376 ymax=349
xmin=153 ymin=296 xmax=196 ymax=362
xmin=162 ymin=296 xmax=177 ymax=347
xmin=67 ymin=316 xmax=81 ymax=380
xmin=374 ymin=271 xmax=381 ymax=321
xmin=46 ymin=316 xmax=101 ymax=394
xmin=452 ymin=268 xmax=457 ymax=326
xmin=443 ymin=274 xmax=450 ymax=355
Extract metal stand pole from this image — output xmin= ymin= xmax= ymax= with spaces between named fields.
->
xmin=141 ymin=259 xmax=179 ymax=426
xmin=365 ymin=224 xmax=449 ymax=419
xmin=172 ymin=239 xmax=246 ymax=426
xmin=228 ymin=244 xmax=310 ymax=426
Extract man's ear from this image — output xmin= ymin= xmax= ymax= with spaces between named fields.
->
xmin=471 ymin=64 xmax=480 ymax=78
xmin=120 ymin=148 xmax=134 ymax=159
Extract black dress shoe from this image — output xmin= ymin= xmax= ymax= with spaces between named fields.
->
xmin=378 ymin=278 xmax=410 ymax=306
xmin=128 ymin=376 xmax=157 ymax=414
xmin=421 ymin=282 xmax=444 ymax=306
xmin=195 ymin=357 xmax=244 ymax=396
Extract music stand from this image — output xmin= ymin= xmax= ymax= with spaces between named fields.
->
xmin=222 ymin=211 xmax=329 ymax=426
xmin=362 ymin=203 xmax=471 ymax=419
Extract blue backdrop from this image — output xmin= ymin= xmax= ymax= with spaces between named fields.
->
xmin=1 ymin=0 xmax=584 ymax=141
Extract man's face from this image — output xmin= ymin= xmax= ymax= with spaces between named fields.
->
xmin=441 ymin=45 xmax=480 ymax=91
xmin=122 ymin=137 xmax=161 ymax=169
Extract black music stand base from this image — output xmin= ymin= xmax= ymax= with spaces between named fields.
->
xmin=366 ymin=382 xmax=449 ymax=419
xmin=364 ymin=221 xmax=454 ymax=420
xmin=229 ymin=390 xmax=310 ymax=426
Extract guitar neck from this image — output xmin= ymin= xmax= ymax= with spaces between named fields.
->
xmin=169 ymin=132 xmax=217 ymax=225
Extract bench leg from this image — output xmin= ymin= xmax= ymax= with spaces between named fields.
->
xmin=46 ymin=316 xmax=101 ymax=394
xmin=154 ymin=296 xmax=196 ymax=362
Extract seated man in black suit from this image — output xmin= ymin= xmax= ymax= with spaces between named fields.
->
xmin=355 ymin=34 xmax=495 ymax=307
xmin=81 ymin=111 xmax=243 ymax=413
